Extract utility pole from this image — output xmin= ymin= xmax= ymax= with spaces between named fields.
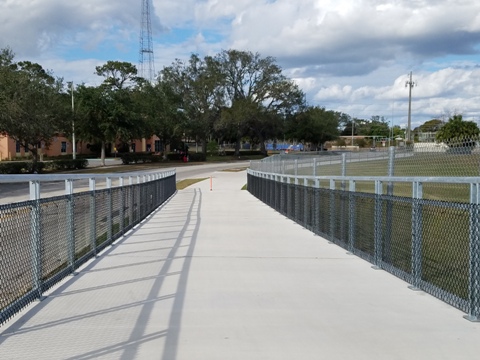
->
xmin=71 ymin=82 xmax=76 ymax=160
xmin=405 ymin=71 xmax=416 ymax=142
xmin=139 ymin=0 xmax=155 ymax=82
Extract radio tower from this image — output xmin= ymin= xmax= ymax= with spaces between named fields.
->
xmin=139 ymin=0 xmax=155 ymax=82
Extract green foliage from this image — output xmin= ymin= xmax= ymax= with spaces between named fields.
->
xmin=356 ymin=138 xmax=367 ymax=148
xmin=44 ymin=159 xmax=88 ymax=171
xmin=286 ymin=106 xmax=339 ymax=149
xmin=162 ymin=54 xmax=224 ymax=155
xmin=215 ymin=50 xmax=305 ymax=155
xmin=417 ymin=119 xmax=443 ymax=133
xmin=188 ymin=152 xmax=206 ymax=162
xmin=436 ymin=114 xmax=480 ymax=142
xmin=223 ymin=150 xmax=263 ymax=156
xmin=120 ymin=152 xmax=161 ymax=164
xmin=207 ymin=141 xmax=219 ymax=156
xmin=0 ymin=48 xmax=71 ymax=171
xmin=0 ymin=162 xmax=30 ymax=174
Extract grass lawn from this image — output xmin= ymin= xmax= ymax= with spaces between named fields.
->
xmin=176 ymin=178 xmax=208 ymax=190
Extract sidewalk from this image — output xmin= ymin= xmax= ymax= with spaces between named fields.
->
xmin=0 ymin=170 xmax=479 ymax=360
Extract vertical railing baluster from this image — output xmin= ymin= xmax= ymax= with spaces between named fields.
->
xmin=89 ymin=178 xmax=97 ymax=257
xmin=465 ymin=183 xmax=480 ymax=321
xmin=29 ymin=180 xmax=44 ymax=301
xmin=410 ymin=181 xmax=423 ymax=290
xmin=65 ymin=179 xmax=76 ymax=274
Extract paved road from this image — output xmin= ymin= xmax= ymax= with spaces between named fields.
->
xmin=0 ymin=170 xmax=479 ymax=360
xmin=0 ymin=162 xmax=250 ymax=205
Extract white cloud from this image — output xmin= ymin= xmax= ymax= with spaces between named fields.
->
xmin=2 ymin=0 xmax=480 ymax=126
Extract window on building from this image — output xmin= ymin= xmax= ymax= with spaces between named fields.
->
xmin=15 ymin=141 xmax=21 ymax=153
xmin=61 ymin=141 xmax=67 ymax=153
xmin=131 ymin=143 xmax=136 ymax=152
xmin=154 ymin=140 xmax=162 ymax=152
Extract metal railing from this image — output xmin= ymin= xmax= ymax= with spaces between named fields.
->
xmin=0 ymin=170 xmax=176 ymax=326
xmin=247 ymin=168 xmax=480 ymax=322
xmin=252 ymin=142 xmax=480 ymax=178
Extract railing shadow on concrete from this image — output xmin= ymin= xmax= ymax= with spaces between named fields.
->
xmin=0 ymin=185 xmax=202 ymax=360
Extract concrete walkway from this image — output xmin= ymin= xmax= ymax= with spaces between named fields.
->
xmin=0 ymin=170 xmax=479 ymax=360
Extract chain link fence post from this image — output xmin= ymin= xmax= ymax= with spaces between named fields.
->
xmin=373 ymin=180 xmax=383 ymax=268
xmin=119 ymin=177 xmax=125 ymax=236
xmin=106 ymin=177 xmax=113 ymax=245
xmin=385 ymin=146 xmax=396 ymax=264
xmin=29 ymin=180 xmax=44 ymax=301
xmin=348 ymin=180 xmax=356 ymax=253
xmin=465 ymin=183 xmax=480 ymax=321
xmin=330 ymin=179 xmax=335 ymax=243
xmin=314 ymin=177 xmax=320 ymax=235
xmin=65 ymin=179 xmax=76 ymax=274
xmin=340 ymin=154 xmax=347 ymax=244
xmin=304 ymin=178 xmax=309 ymax=229
xmin=89 ymin=178 xmax=97 ymax=257
xmin=410 ymin=181 xmax=423 ymax=290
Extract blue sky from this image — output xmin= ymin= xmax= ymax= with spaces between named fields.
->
xmin=2 ymin=0 xmax=480 ymax=130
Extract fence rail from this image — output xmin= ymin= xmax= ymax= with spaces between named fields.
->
xmin=247 ymin=168 xmax=480 ymax=321
xmin=0 ymin=170 xmax=176 ymax=326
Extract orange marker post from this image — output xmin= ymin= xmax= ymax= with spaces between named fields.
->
xmin=210 ymin=176 xmax=213 ymax=191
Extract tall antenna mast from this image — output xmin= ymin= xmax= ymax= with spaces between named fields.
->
xmin=139 ymin=0 xmax=155 ymax=82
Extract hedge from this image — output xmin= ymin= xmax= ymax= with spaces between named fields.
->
xmin=120 ymin=152 xmax=162 ymax=164
xmin=0 ymin=159 xmax=88 ymax=174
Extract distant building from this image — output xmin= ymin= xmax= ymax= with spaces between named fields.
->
xmin=0 ymin=134 xmax=163 ymax=161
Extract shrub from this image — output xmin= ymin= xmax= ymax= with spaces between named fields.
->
xmin=166 ymin=153 xmax=184 ymax=161
xmin=188 ymin=152 xmax=206 ymax=162
xmin=224 ymin=150 xmax=263 ymax=156
xmin=207 ymin=141 xmax=218 ymax=156
xmin=119 ymin=152 xmax=156 ymax=164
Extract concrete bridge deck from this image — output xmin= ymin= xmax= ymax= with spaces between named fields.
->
xmin=0 ymin=170 xmax=479 ymax=359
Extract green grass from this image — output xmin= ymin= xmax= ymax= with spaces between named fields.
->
xmin=176 ymin=178 xmax=208 ymax=190
xmin=293 ymin=153 xmax=479 ymax=203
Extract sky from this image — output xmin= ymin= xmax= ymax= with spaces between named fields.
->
xmin=2 ymin=0 xmax=480 ymax=131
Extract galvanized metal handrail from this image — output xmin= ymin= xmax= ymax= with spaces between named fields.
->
xmin=0 ymin=169 xmax=177 ymax=326
xmin=247 ymin=168 xmax=480 ymax=322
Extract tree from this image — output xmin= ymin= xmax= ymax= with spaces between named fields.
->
xmin=95 ymin=61 xmax=139 ymax=90
xmin=136 ymin=80 xmax=186 ymax=154
xmin=436 ymin=114 xmax=479 ymax=141
xmin=436 ymin=114 xmax=480 ymax=152
xmin=417 ymin=119 xmax=443 ymax=133
xmin=75 ymin=61 xmax=144 ymax=165
xmin=286 ymin=106 xmax=339 ymax=150
xmin=0 ymin=49 xmax=70 ymax=170
xmin=216 ymin=50 xmax=305 ymax=155
xmin=161 ymin=54 xmax=225 ymax=155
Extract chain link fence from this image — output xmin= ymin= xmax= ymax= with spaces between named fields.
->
xmin=0 ymin=170 xmax=176 ymax=326
xmin=247 ymin=168 xmax=480 ymax=322
xmin=252 ymin=139 xmax=480 ymax=204
xmin=253 ymin=137 xmax=480 ymax=177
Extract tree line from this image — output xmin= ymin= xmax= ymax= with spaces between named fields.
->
xmin=0 ymin=48 xmax=343 ymax=166
xmin=2 ymin=46 xmax=477 ymax=169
